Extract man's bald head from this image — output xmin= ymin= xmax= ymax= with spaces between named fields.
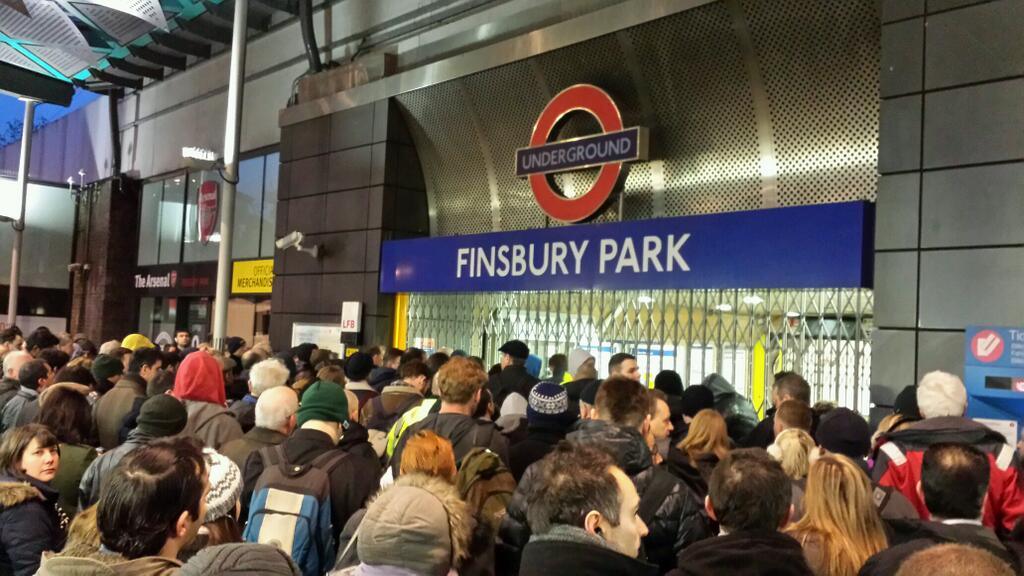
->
xmin=4 ymin=350 xmax=32 ymax=380
xmin=255 ymin=386 xmax=299 ymax=434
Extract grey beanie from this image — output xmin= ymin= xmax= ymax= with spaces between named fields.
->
xmin=358 ymin=473 xmax=471 ymax=575
xmin=178 ymin=543 xmax=300 ymax=576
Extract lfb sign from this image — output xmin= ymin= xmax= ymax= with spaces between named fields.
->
xmin=198 ymin=181 xmax=219 ymax=245
xmin=516 ymin=84 xmax=648 ymax=222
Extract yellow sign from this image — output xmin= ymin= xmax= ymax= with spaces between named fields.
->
xmin=231 ymin=259 xmax=274 ymax=294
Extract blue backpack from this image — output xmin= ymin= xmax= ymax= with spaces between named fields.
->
xmin=243 ymin=445 xmax=349 ymax=576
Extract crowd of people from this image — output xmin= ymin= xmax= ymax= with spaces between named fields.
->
xmin=0 ymin=325 xmax=1022 ymax=576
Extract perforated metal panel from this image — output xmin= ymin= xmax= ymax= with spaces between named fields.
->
xmin=395 ymin=0 xmax=879 ymax=235
xmin=740 ymin=0 xmax=880 ymax=206
xmin=405 ymin=288 xmax=874 ymax=414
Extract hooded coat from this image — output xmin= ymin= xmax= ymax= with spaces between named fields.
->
xmin=341 ymin=473 xmax=472 ymax=576
xmin=36 ymin=546 xmax=181 ymax=576
xmin=173 ymin=352 xmax=242 ymax=450
xmin=701 ymin=374 xmax=758 ymax=443
xmin=0 ymin=475 xmax=68 ymax=576
xmin=501 ymin=419 xmax=711 ymax=573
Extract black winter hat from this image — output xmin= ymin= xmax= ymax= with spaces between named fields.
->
xmin=136 ymin=394 xmax=188 ymax=438
xmin=679 ymin=385 xmax=715 ymax=418
xmin=345 ymin=352 xmax=374 ymax=382
xmin=893 ymin=385 xmax=921 ymax=419
xmin=814 ymin=407 xmax=872 ymax=459
xmin=654 ymin=370 xmax=684 ymax=397
xmin=498 ymin=340 xmax=530 ymax=360
xmin=179 ymin=543 xmax=300 ymax=576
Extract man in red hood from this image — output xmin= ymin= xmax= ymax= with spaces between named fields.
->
xmin=173 ymin=351 xmax=243 ymax=450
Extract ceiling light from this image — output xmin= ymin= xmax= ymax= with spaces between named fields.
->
xmin=638 ymin=296 xmax=654 ymax=304
xmin=714 ymin=303 xmax=733 ymax=312
xmin=742 ymin=295 xmax=764 ymax=305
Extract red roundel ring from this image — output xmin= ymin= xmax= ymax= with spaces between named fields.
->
xmin=528 ymin=84 xmax=625 ymax=222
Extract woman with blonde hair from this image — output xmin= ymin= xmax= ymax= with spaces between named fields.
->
xmin=769 ymin=427 xmax=817 ymax=480
xmin=786 ymin=454 xmax=888 ymax=576
xmin=666 ymin=408 xmax=730 ymax=499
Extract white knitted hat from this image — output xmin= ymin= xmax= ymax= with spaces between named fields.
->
xmin=203 ymin=448 xmax=242 ymax=522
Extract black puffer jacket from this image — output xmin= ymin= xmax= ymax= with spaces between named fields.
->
xmin=0 ymin=474 xmax=67 ymax=576
xmin=500 ymin=420 xmax=711 ymax=574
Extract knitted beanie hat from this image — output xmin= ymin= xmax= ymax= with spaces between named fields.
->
xmin=527 ymin=381 xmax=571 ymax=427
xmin=344 ymin=352 xmax=374 ymax=382
xmin=135 ymin=394 xmax=189 ymax=438
xmin=654 ymin=370 xmax=684 ymax=397
xmin=679 ymin=385 xmax=716 ymax=418
xmin=296 ymin=380 xmax=349 ymax=427
xmin=90 ymin=354 xmax=123 ymax=383
xmin=203 ymin=448 xmax=242 ymax=523
xmin=179 ymin=543 xmax=300 ymax=576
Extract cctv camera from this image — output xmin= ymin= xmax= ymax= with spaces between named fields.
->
xmin=275 ymin=231 xmax=304 ymax=250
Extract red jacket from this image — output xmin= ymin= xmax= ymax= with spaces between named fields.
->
xmin=872 ymin=416 xmax=1024 ymax=533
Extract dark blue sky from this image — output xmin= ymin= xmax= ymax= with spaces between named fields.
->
xmin=0 ymin=89 xmax=100 ymax=128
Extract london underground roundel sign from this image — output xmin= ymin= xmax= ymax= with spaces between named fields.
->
xmin=516 ymin=84 xmax=648 ymax=222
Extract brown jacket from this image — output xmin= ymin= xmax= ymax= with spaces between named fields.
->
xmin=93 ymin=376 xmax=146 ymax=450
xmin=39 ymin=545 xmax=182 ymax=576
xmin=179 ymin=399 xmax=243 ymax=450
xmin=219 ymin=426 xmax=288 ymax=470
xmin=360 ymin=383 xmax=424 ymax=431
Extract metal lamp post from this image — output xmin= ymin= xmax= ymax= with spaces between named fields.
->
xmin=6 ymin=98 xmax=37 ymax=327
xmin=211 ymin=0 xmax=248 ymax=349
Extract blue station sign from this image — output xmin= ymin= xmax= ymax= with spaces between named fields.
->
xmin=379 ymin=201 xmax=873 ymax=293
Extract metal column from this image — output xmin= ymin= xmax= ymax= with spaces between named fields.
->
xmin=6 ymin=98 xmax=37 ymax=327
xmin=212 ymin=0 xmax=248 ymax=349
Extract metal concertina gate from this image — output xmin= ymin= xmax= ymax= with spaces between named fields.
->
xmin=402 ymin=288 xmax=872 ymax=416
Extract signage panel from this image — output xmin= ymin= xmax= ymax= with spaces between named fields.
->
xmin=231 ymin=259 xmax=275 ymax=294
xmin=198 ymin=180 xmax=218 ymax=245
xmin=964 ymin=325 xmax=1024 ymax=443
xmin=380 ymin=202 xmax=873 ymax=293
xmin=521 ymin=84 xmax=648 ymax=223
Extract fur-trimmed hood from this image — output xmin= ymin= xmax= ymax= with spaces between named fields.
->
xmin=0 ymin=480 xmax=44 ymax=509
xmin=357 ymin=472 xmax=471 ymax=575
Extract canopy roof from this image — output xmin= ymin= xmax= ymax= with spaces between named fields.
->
xmin=0 ymin=0 xmax=295 ymax=103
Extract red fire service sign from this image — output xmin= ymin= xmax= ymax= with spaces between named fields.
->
xmin=516 ymin=84 xmax=648 ymax=223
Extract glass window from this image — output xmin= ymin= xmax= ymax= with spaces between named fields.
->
xmin=183 ymin=172 xmax=221 ymax=262
xmin=138 ymin=181 xmax=162 ymax=265
xmin=158 ymin=176 xmax=185 ymax=264
xmin=232 ymin=156 xmax=264 ymax=259
xmin=0 ymin=182 xmax=75 ymax=289
xmin=261 ymin=153 xmax=279 ymax=258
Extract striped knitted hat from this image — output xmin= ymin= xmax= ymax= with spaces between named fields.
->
xmin=203 ymin=448 xmax=242 ymax=522
xmin=527 ymin=381 xmax=571 ymax=426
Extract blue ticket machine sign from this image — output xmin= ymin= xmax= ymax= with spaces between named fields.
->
xmin=964 ymin=326 xmax=1024 ymax=444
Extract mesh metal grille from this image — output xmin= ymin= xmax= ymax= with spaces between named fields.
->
xmin=740 ymin=0 xmax=880 ymax=205
xmin=395 ymin=0 xmax=879 ymax=235
xmin=405 ymin=288 xmax=874 ymax=414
